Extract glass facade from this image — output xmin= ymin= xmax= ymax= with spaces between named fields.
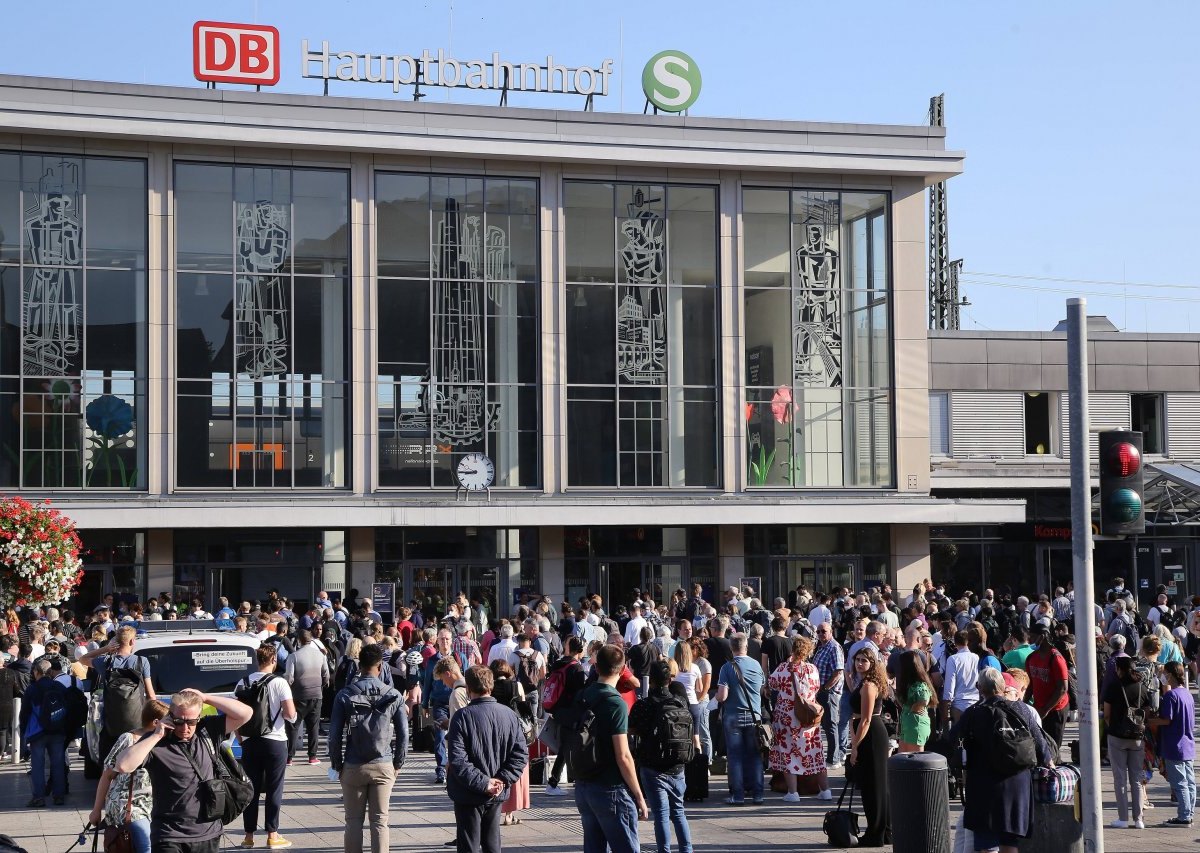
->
xmin=0 ymin=153 xmax=147 ymax=488
xmin=376 ymin=174 xmax=539 ymax=488
xmin=564 ymin=182 xmax=719 ymax=487
xmin=743 ymin=189 xmax=892 ymax=487
xmin=175 ymin=164 xmax=350 ymax=488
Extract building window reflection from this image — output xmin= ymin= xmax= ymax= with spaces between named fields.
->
xmin=0 ymin=153 xmax=147 ymax=489
xmin=174 ymin=164 xmax=350 ymax=488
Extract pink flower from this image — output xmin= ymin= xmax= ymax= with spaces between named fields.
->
xmin=770 ymin=385 xmax=795 ymax=425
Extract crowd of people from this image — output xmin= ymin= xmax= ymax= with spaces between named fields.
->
xmin=2 ymin=574 xmax=1199 ymax=853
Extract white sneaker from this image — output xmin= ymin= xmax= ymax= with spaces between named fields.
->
xmin=781 ymin=792 xmax=801 ymax=803
xmin=1134 ymin=819 xmax=1145 ymax=829
xmin=826 ymin=761 xmax=842 ymax=769
xmin=544 ymin=784 xmax=568 ymax=796
xmin=817 ymin=789 xmax=833 ymax=800
xmin=1110 ymin=819 xmax=1129 ymax=829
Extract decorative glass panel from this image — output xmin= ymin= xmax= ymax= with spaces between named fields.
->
xmin=0 ymin=153 xmax=148 ymax=489
xmin=174 ymin=164 xmax=350 ymax=489
xmin=375 ymin=173 xmax=539 ymax=488
xmin=743 ymin=188 xmax=892 ymax=488
xmin=564 ymin=181 xmax=719 ymax=488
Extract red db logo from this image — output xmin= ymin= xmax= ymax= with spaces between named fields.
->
xmin=193 ymin=21 xmax=280 ymax=86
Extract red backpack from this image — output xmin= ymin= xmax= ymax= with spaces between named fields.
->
xmin=541 ymin=660 xmax=579 ymax=713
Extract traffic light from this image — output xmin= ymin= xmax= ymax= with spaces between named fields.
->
xmin=1099 ymin=430 xmax=1145 ymax=535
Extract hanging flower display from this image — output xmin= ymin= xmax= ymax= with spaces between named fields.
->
xmin=0 ymin=497 xmax=84 ymax=610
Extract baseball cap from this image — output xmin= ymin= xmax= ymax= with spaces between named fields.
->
xmin=1002 ymin=672 xmax=1019 ymax=690
xmin=93 ymin=604 xmax=110 ymax=614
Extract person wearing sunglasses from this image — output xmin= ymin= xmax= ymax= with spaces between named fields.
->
xmin=114 ymin=687 xmax=252 ymax=853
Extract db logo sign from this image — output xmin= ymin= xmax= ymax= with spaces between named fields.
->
xmin=193 ymin=21 xmax=280 ymax=86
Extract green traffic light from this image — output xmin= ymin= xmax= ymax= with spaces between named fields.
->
xmin=1109 ymin=488 xmax=1143 ymax=523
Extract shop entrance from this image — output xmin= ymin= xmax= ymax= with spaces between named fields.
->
xmin=405 ymin=563 xmax=502 ymax=626
xmin=1036 ymin=546 xmax=1073 ymax=598
xmin=1156 ymin=543 xmax=1192 ymax=605
xmin=205 ymin=564 xmax=316 ymax=613
xmin=771 ymin=557 xmax=859 ymax=602
xmin=596 ymin=560 xmax=686 ymax=612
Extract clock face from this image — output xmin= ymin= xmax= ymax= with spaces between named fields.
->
xmin=455 ymin=453 xmax=495 ymax=491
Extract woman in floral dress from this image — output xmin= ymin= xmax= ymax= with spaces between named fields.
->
xmin=768 ymin=636 xmax=830 ymax=802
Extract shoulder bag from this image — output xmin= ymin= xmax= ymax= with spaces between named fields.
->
xmin=102 ymin=773 xmax=134 ymax=853
xmin=730 ymin=659 xmax=772 ymax=759
xmin=792 ymin=665 xmax=823 ymax=729
xmin=822 ymin=777 xmax=862 ymax=847
xmin=180 ymin=726 xmax=255 ymax=825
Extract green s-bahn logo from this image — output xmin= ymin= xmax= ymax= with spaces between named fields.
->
xmin=642 ymin=50 xmax=701 ymax=113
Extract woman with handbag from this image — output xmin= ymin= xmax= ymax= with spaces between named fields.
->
xmin=766 ymin=636 xmax=830 ymax=802
xmin=1102 ymin=655 xmax=1149 ymax=828
xmin=846 ymin=651 xmax=890 ymax=847
xmin=488 ymin=660 xmax=532 ymax=825
xmin=88 ymin=700 xmax=169 ymax=853
xmin=896 ymin=651 xmax=938 ymax=753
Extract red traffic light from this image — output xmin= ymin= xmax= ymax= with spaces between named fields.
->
xmin=1106 ymin=441 xmax=1141 ymax=477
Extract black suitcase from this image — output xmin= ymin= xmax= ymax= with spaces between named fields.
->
xmin=411 ymin=708 xmax=434 ymax=753
xmin=684 ymin=754 xmax=708 ymax=802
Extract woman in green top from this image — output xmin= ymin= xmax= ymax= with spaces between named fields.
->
xmin=896 ymin=651 xmax=938 ymax=752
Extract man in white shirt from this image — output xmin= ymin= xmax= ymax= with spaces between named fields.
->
xmin=486 ymin=623 xmax=518 ymax=665
xmin=1146 ymin=593 xmax=1173 ymax=630
xmin=623 ymin=603 xmax=647 ymax=647
xmin=808 ymin=595 xmax=832 ymax=628
xmin=939 ymin=630 xmax=980 ymax=727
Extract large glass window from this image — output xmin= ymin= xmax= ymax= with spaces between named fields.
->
xmin=175 ymin=164 xmax=349 ymax=488
xmin=564 ymin=182 xmax=718 ymax=487
xmin=0 ymin=154 xmax=147 ymax=489
xmin=376 ymin=174 xmax=538 ymax=488
xmin=743 ymin=189 xmax=892 ymax=487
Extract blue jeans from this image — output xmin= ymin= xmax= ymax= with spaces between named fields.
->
xmin=30 ymin=733 xmax=66 ymax=800
xmin=819 ymin=689 xmax=842 ymax=764
xmin=430 ymin=707 xmax=449 ymax=773
xmin=574 ymin=780 xmax=640 ymax=853
xmin=722 ymin=712 xmax=763 ymax=803
xmin=837 ymin=689 xmax=853 ymax=762
xmin=688 ymin=703 xmax=711 ymax=762
xmin=129 ymin=818 xmax=151 ymax=853
xmin=1165 ymin=760 xmax=1197 ymax=822
xmin=638 ymin=768 xmax=692 ymax=853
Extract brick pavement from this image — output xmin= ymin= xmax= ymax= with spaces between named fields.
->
xmin=3 ymin=726 xmax=1199 ymax=852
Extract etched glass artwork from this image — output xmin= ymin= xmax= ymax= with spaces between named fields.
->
xmin=565 ymin=181 xmax=718 ymax=488
xmin=234 ymin=201 xmax=290 ymax=378
xmin=742 ymin=189 xmax=891 ymax=488
xmin=376 ymin=174 xmax=538 ymax=488
xmin=22 ymin=161 xmax=82 ymax=376
xmin=0 ymin=153 xmax=147 ymax=489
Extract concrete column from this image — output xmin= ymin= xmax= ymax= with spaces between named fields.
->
xmin=892 ymin=524 xmax=931 ymax=592
xmin=540 ymin=163 xmax=564 ymax=494
xmin=719 ymin=174 xmax=744 ymax=493
xmin=719 ymin=524 xmax=745 ymax=592
xmin=350 ymin=153 xmax=372 ymax=495
xmin=146 ymin=144 xmax=171 ymax=494
xmin=146 ymin=529 xmax=173 ymax=600
xmin=540 ymin=525 xmax=565 ymax=602
xmin=890 ymin=177 xmax=931 ymax=493
xmin=348 ymin=526 xmax=375 ymax=600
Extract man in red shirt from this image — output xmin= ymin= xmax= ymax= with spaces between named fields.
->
xmin=1024 ymin=624 xmax=1068 ymax=759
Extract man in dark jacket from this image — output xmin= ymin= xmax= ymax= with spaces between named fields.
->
xmin=20 ymin=659 xmax=69 ymax=805
xmin=329 ymin=644 xmax=407 ymax=853
xmin=446 ymin=665 xmax=527 ymax=853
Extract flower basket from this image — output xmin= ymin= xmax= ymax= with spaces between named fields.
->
xmin=0 ymin=497 xmax=84 ymax=610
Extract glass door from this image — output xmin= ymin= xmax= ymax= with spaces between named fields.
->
xmin=774 ymin=558 xmax=819 ymax=605
xmin=410 ymin=565 xmax=451 ymax=625
xmin=642 ymin=562 xmax=684 ymax=609
xmin=74 ymin=569 xmax=108 ymax=614
xmin=457 ymin=564 xmax=500 ymax=630
xmin=1037 ymin=546 xmax=1073 ymax=600
xmin=1159 ymin=544 xmax=1191 ymax=605
xmin=772 ymin=556 xmax=860 ymax=603
xmin=821 ymin=558 xmax=858 ymax=595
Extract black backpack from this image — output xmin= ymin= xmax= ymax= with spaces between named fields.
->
xmin=63 ymin=675 xmax=88 ymax=734
xmin=558 ymin=692 xmax=605 ymax=781
xmin=235 ymin=674 xmax=281 ymax=739
xmin=987 ymin=701 xmax=1037 ymax=777
xmin=342 ymin=687 xmax=402 ymax=766
xmin=515 ymin=654 xmax=539 ymax=692
xmin=101 ymin=656 xmax=148 ymax=737
xmin=638 ymin=697 xmax=694 ymax=771
xmin=36 ymin=682 xmax=69 ymax=735
xmin=1112 ymin=680 xmax=1147 ymax=740
xmin=334 ymin=657 xmax=359 ymax=692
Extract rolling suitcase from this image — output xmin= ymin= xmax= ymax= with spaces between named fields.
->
xmin=411 ymin=707 xmax=434 ymax=753
xmin=684 ymin=753 xmax=708 ymax=802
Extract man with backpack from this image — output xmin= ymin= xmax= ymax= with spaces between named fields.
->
xmin=629 ymin=660 xmax=696 ymax=853
xmin=19 ymin=659 xmax=70 ymax=806
xmin=234 ymin=644 xmax=297 ymax=849
xmin=79 ymin=625 xmax=155 ymax=765
xmin=329 ymin=644 xmax=407 ymax=853
xmin=284 ymin=630 xmax=329 ymax=766
xmin=1026 ymin=624 xmax=1069 ymax=759
xmin=446 ymin=665 xmax=528 ymax=853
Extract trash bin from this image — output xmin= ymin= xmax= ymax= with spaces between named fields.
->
xmin=888 ymin=751 xmax=951 ymax=853
xmin=1017 ymin=802 xmax=1083 ymax=853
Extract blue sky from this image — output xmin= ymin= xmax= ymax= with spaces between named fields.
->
xmin=3 ymin=0 xmax=1198 ymax=332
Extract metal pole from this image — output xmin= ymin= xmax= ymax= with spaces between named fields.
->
xmin=1068 ymin=298 xmax=1104 ymax=853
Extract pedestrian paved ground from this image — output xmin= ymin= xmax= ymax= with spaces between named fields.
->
xmin=3 ymin=722 xmax=1199 ymax=852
